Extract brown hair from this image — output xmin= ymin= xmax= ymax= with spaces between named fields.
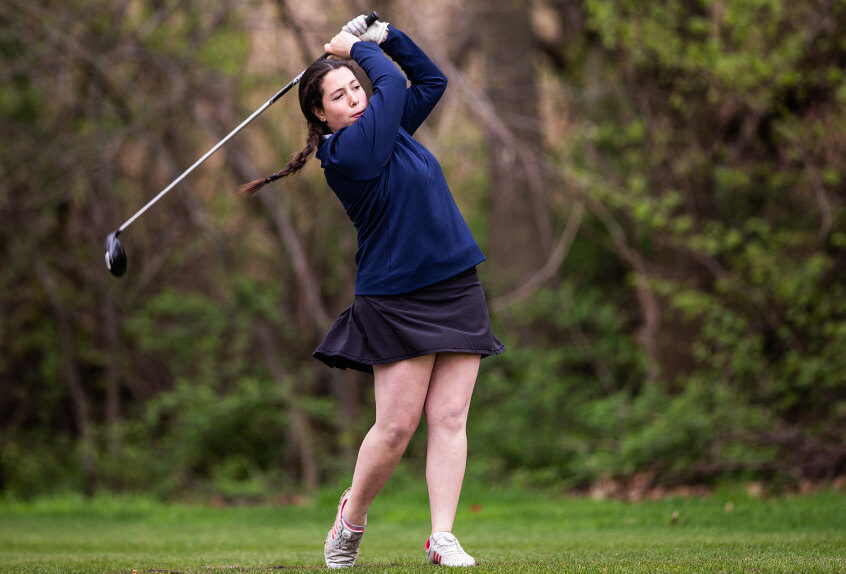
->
xmin=238 ymin=58 xmax=355 ymax=196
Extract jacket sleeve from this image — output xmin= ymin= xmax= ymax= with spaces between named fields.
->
xmin=318 ymin=41 xmax=407 ymax=181
xmin=379 ymin=26 xmax=447 ymax=136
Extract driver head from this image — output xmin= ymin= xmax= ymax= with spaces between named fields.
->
xmin=105 ymin=231 xmax=127 ymax=277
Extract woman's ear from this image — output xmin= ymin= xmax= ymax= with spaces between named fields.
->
xmin=313 ymin=107 xmax=325 ymax=123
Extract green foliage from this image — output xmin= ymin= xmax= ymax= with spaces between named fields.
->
xmin=471 ymin=283 xmax=774 ymax=487
xmin=559 ymin=0 xmax=846 ymax=482
xmin=0 ymin=433 xmax=85 ymax=498
xmin=123 ymin=376 xmax=294 ymax=498
xmin=101 ymin=280 xmax=331 ymax=498
xmin=1 ymin=0 xmax=843 ymax=500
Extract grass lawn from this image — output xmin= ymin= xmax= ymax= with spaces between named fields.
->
xmin=1 ymin=479 xmax=843 ymax=573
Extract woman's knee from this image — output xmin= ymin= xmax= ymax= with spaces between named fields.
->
xmin=371 ymin=354 xmax=434 ymax=448
xmin=374 ymin=415 xmax=421 ymax=448
xmin=425 ymin=400 xmax=469 ymax=434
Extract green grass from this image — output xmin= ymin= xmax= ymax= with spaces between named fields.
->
xmin=1 ymin=480 xmax=844 ymax=573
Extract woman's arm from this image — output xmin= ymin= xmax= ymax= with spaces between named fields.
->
xmin=319 ymin=41 xmax=407 ymax=181
xmin=379 ymin=26 xmax=447 ymax=136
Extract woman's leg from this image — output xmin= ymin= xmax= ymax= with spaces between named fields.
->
xmin=342 ymin=354 xmax=436 ymax=525
xmin=423 ymin=352 xmax=480 ymax=533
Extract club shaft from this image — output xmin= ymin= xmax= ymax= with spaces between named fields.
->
xmin=115 ymin=10 xmax=378 ymax=233
xmin=118 ymin=56 xmax=327 ymax=233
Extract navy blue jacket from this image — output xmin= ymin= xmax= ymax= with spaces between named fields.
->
xmin=316 ymin=26 xmax=486 ymax=295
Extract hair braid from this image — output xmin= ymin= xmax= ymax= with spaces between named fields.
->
xmin=237 ymin=122 xmax=323 ymax=196
xmin=237 ymin=57 xmax=354 ymax=196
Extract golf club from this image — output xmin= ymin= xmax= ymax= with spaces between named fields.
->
xmin=105 ymin=11 xmax=379 ymax=277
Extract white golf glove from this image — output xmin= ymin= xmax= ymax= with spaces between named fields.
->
xmin=342 ymin=14 xmax=389 ymax=44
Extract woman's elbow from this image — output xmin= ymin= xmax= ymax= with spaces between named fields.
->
xmin=435 ymin=74 xmax=447 ymax=96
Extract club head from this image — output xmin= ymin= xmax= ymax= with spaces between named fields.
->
xmin=105 ymin=231 xmax=127 ymax=277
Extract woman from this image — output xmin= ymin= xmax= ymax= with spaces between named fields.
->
xmin=240 ymin=15 xmax=504 ymax=569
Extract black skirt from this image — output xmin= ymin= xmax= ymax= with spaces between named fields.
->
xmin=313 ymin=266 xmax=505 ymax=373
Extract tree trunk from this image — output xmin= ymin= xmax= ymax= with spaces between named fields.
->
xmin=477 ymin=0 xmax=551 ymax=289
xmin=257 ymin=322 xmax=319 ymax=492
xmin=32 ymin=255 xmax=97 ymax=495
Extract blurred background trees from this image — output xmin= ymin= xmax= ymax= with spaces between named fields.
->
xmin=0 ymin=0 xmax=843 ymax=500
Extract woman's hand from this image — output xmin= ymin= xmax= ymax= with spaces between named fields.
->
xmin=324 ymin=31 xmax=360 ymax=59
xmin=343 ymin=15 xmax=390 ymax=45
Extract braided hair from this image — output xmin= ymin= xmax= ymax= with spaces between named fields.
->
xmin=238 ymin=58 xmax=356 ymax=196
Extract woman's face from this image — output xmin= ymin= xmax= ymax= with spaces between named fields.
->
xmin=315 ymin=68 xmax=368 ymax=133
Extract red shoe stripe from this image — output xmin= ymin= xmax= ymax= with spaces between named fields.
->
xmin=342 ymin=517 xmax=365 ymax=532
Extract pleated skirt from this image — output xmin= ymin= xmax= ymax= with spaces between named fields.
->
xmin=313 ymin=266 xmax=505 ymax=373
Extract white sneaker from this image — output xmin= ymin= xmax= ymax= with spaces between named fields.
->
xmin=425 ymin=531 xmax=476 ymax=567
xmin=324 ymin=488 xmax=366 ymax=569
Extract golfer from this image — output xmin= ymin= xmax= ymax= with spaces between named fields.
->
xmin=241 ymin=15 xmax=504 ymax=568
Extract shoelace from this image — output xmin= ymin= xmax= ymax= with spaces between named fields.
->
xmin=337 ymin=525 xmax=362 ymax=551
xmin=435 ymin=535 xmax=466 ymax=557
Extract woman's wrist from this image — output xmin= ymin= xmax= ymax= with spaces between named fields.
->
xmin=324 ymin=31 xmax=361 ymax=59
xmin=350 ymin=38 xmax=384 ymax=61
xmin=380 ymin=24 xmax=392 ymax=44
